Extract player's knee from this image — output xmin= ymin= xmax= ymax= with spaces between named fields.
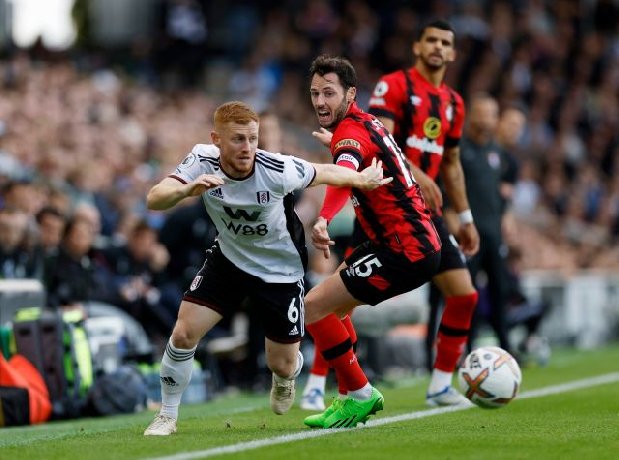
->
xmin=267 ymin=353 xmax=297 ymax=379
xmin=170 ymin=323 xmax=201 ymax=349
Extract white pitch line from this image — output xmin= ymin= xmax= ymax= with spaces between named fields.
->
xmin=146 ymin=372 xmax=619 ymax=460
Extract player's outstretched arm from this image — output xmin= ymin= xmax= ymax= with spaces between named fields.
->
xmin=147 ymin=175 xmax=225 ymax=210
xmin=311 ymin=158 xmax=392 ymax=190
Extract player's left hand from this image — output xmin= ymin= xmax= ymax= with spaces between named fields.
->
xmin=312 ymin=216 xmax=335 ymax=259
xmin=458 ymin=222 xmax=480 ymax=256
xmin=358 ymin=158 xmax=393 ymax=190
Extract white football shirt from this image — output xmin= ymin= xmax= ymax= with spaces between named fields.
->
xmin=170 ymin=144 xmax=316 ymax=283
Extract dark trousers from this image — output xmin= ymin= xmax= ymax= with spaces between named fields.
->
xmin=467 ymin=231 xmax=511 ymax=353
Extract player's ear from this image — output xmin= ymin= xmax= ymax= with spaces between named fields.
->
xmin=346 ymin=86 xmax=357 ymax=104
xmin=412 ymin=41 xmax=420 ymax=58
xmin=446 ymin=47 xmax=456 ymax=63
xmin=211 ymin=130 xmax=220 ymax=146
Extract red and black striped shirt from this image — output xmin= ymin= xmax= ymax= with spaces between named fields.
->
xmin=330 ymin=103 xmax=441 ymax=262
xmin=368 ymin=67 xmax=465 ymax=181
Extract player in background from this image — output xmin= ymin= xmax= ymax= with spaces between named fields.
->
xmin=143 ymin=101 xmax=390 ymax=436
xmin=301 ymin=55 xmax=442 ymax=429
xmin=368 ymin=19 xmax=479 ymax=406
xmin=301 ymin=20 xmax=479 ymax=409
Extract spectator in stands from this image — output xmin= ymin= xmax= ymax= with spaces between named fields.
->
xmin=0 ymin=210 xmax=42 ymax=279
xmin=43 ymin=215 xmax=110 ymax=311
xmin=97 ymin=219 xmax=177 ymax=341
xmin=35 ymin=206 xmax=67 ymax=257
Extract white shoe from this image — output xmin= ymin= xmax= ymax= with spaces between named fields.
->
xmin=144 ymin=414 xmax=177 ymax=436
xmin=300 ymin=387 xmax=325 ymax=411
xmin=270 ymin=374 xmax=296 ymax=415
xmin=426 ymin=386 xmax=473 ymax=407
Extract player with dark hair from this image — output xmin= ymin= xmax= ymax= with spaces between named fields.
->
xmin=143 ymin=101 xmax=390 ymax=436
xmin=301 ymin=55 xmax=442 ymax=429
xmin=302 ymin=20 xmax=479 ymax=409
xmin=367 ymin=19 xmax=479 ymax=406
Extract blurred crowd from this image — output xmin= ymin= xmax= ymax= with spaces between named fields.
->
xmin=0 ymin=0 xmax=618 ymax=349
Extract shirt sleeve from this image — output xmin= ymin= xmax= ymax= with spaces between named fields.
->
xmin=367 ymin=72 xmax=404 ymax=121
xmin=445 ymin=91 xmax=465 ymax=148
xmin=330 ymin=122 xmax=367 ymax=169
xmin=170 ymin=144 xmax=217 ymax=183
xmin=319 ymin=184 xmax=351 ymax=223
xmin=282 ymin=155 xmax=317 ymax=195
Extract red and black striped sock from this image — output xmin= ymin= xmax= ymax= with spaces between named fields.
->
xmin=306 ymin=314 xmax=368 ymax=392
xmin=434 ymin=292 xmax=478 ymax=372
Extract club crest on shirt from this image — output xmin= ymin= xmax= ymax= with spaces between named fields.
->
xmin=257 ymin=191 xmax=270 ymax=205
xmin=190 ymin=275 xmax=203 ymax=291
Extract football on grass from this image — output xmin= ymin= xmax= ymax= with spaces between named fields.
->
xmin=458 ymin=346 xmax=522 ymax=409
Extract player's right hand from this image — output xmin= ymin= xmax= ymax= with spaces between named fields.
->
xmin=185 ymin=174 xmax=225 ymax=197
xmin=359 ymin=158 xmax=393 ymax=190
xmin=312 ymin=216 xmax=335 ymax=259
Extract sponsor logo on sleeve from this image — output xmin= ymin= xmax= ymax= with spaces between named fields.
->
xmin=334 ymin=138 xmax=361 ymax=152
xmin=336 ymin=153 xmax=360 ymax=169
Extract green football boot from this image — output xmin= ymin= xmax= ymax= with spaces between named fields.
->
xmin=303 ymin=397 xmax=342 ymax=428
xmin=322 ymin=387 xmax=384 ymax=429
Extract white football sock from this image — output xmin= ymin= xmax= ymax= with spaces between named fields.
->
xmin=428 ymin=369 xmax=453 ymax=394
xmin=159 ymin=340 xmax=197 ymax=419
xmin=274 ymin=350 xmax=304 ymax=383
xmin=348 ymin=382 xmax=373 ymax=400
xmin=303 ymin=373 xmax=327 ymax=394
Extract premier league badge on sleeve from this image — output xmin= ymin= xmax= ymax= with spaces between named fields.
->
xmin=257 ymin=191 xmax=270 ymax=205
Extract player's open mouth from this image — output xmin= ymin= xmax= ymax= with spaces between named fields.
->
xmin=317 ymin=110 xmax=331 ymax=123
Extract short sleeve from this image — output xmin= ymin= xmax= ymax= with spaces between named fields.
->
xmin=329 ymin=121 xmax=367 ymax=170
xmin=445 ymin=91 xmax=465 ymax=147
xmin=171 ymin=144 xmax=218 ymax=183
xmin=368 ymin=72 xmax=405 ymax=122
xmin=282 ymin=155 xmax=316 ymax=195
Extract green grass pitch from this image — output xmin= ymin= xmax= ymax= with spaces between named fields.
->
xmin=1 ymin=343 xmax=618 ymax=460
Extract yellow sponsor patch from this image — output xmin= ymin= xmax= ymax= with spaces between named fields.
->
xmin=334 ymin=138 xmax=361 ymax=151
